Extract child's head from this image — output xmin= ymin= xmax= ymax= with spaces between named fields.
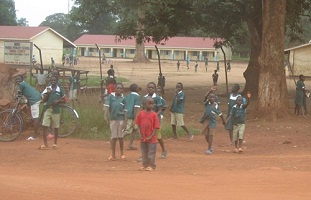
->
xmin=156 ymin=87 xmax=162 ymax=96
xmin=15 ymin=75 xmax=24 ymax=83
xmin=50 ymin=76 xmax=58 ymax=86
xmin=299 ymin=74 xmax=304 ymax=81
xmin=147 ymin=82 xmax=156 ymax=95
xmin=176 ymin=82 xmax=183 ymax=92
xmin=231 ymin=84 xmax=240 ymax=93
xmin=129 ymin=83 xmax=139 ymax=92
xmin=214 ymin=70 xmax=217 ymax=73
xmin=208 ymin=93 xmax=216 ymax=103
xmin=115 ymin=83 xmax=123 ymax=95
xmin=144 ymin=96 xmax=154 ymax=111
xmin=236 ymin=96 xmax=243 ymax=106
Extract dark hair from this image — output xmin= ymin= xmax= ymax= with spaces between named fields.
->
xmin=214 ymin=70 xmax=217 ymax=73
xmin=177 ymin=82 xmax=183 ymax=89
xmin=129 ymin=83 xmax=138 ymax=92
xmin=17 ymin=75 xmax=24 ymax=80
xmin=116 ymin=83 xmax=123 ymax=88
xmin=50 ymin=75 xmax=58 ymax=80
xmin=232 ymin=83 xmax=240 ymax=92
xmin=147 ymin=82 xmax=156 ymax=88
xmin=299 ymin=74 xmax=304 ymax=79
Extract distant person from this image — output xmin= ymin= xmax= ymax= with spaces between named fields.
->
xmin=199 ymin=93 xmax=226 ymax=155
xmin=33 ymin=69 xmax=48 ymax=92
xmin=295 ymin=75 xmax=306 ymax=116
xmin=170 ymin=82 xmax=193 ymax=141
xmin=39 ymin=75 xmax=66 ymax=150
xmin=212 ymin=70 xmax=219 ymax=86
xmin=16 ymin=75 xmax=42 ymax=141
xmin=227 ymin=61 xmax=231 ymax=72
xmin=177 ymin=60 xmax=180 ymax=71
xmin=194 ymin=61 xmax=198 ymax=72
xmin=186 ymin=57 xmax=190 ymax=69
xmin=104 ymin=83 xmax=127 ymax=161
xmin=32 ymin=55 xmax=37 ymax=66
xmin=136 ymin=97 xmax=160 ymax=171
xmin=51 ymin=57 xmax=55 ymax=67
xmin=204 ymin=57 xmax=208 ymax=72
xmin=69 ymin=70 xmax=80 ymax=104
xmin=226 ymin=92 xmax=251 ymax=153
xmin=107 ymin=65 xmax=115 ymax=79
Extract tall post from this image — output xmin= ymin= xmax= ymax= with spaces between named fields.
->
xmin=155 ymin=45 xmax=164 ymax=96
xmin=220 ymin=46 xmax=229 ymax=97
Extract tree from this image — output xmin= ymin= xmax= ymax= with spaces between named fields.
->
xmin=16 ymin=18 xmax=28 ymax=26
xmin=0 ymin=0 xmax=17 ymax=25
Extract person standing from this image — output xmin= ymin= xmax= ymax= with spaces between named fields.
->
xmin=295 ymin=75 xmax=306 ymax=115
xmin=194 ymin=61 xmax=198 ymax=72
xmin=136 ymin=97 xmax=160 ymax=171
xmin=104 ymin=83 xmax=127 ymax=161
xmin=170 ymin=82 xmax=193 ymax=141
xmin=69 ymin=70 xmax=80 ymax=104
xmin=39 ymin=75 xmax=66 ymax=149
xmin=205 ymin=57 xmax=208 ymax=72
xmin=177 ymin=60 xmax=180 ymax=71
xmin=124 ymin=83 xmax=141 ymax=150
xmin=16 ymin=75 xmax=42 ymax=141
xmin=226 ymin=92 xmax=251 ymax=153
xmin=32 ymin=69 xmax=48 ymax=92
xmin=212 ymin=70 xmax=219 ymax=86
xmin=199 ymin=93 xmax=226 ymax=155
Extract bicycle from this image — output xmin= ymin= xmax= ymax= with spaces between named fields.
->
xmin=0 ymin=96 xmax=79 ymax=142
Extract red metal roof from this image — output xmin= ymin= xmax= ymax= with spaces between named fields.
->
xmin=0 ymin=26 xmax=49 ymax=40
xmin=74 ymin=34 xmax=219 ymax=49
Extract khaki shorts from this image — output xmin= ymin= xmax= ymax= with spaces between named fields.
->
xmin=42 ymin=108 xmax=60 ymax=128
xmin=124 ymin=119 xmax=138 ymax=134
xmin=110 ymin=120 xmax=125 ymax=139
xmin=30 ymin=100 xmax=41 ymax=119
xmin=69 ymin=89 xmax=77 ymax=100
xmin=170 ymin=112 xmax=185 ymax=126
xmin=233 ymin=124 xmax=245 ymax=141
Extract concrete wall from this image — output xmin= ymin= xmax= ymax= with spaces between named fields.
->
xmin=289 ymin=45 xmax=311 ymax=76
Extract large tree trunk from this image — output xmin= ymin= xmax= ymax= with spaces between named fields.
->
xmin=133 ymin=6 xmax=149 ymax=63
xmin=257 ymin=0 xmax=289 ymax=120
xmin=243 ymin=0 xmax=262 ymax=97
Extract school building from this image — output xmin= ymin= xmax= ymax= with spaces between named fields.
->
xmin=0 ymin=26 xmax=76 ymax=67
xmin=73 ymin=35 xmax=232 ymax=61
xmin=285 ymin=41 xmax=311 ymax=76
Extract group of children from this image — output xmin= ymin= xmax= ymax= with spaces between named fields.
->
xmin=103 ymin=81 xmax=193 ymax=171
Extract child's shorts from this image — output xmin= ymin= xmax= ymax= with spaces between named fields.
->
xmin=69 ymin=89 xmax=77 ymax=100
xmin=170 ymin=112 xmax=185 ymax=126
xmin=110 ymin=120 xmax=125 ymax=139
xmin=30 ymin=100 xmax=41 ymax=119
xmin=233 ymin=124 xmax=245 ymax=141
xmin=42 ymin=108 xmax=60 ymax=128
xmin=124 ymin=119 xmax=138 ymax=134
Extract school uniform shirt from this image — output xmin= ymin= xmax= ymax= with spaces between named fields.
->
xmin=212 ymin=73 xmax=219 ymax=81
xmin=42 ymin=85 xmax=65 ymax=114
xmin=230 ymin=104 xmax=247 ymax=125
xmin=18 ymin=81 xmax=42 ymax=106
xmin=135 ymin=110 xmax=160 ymax=143
xmin=199 ymin=101 xmax=222 ymax=128
xmin=104 ymin=92 xmax=126 ymax=121
xmin=159 ymin=96 xmax=167 ymax=119
xmin=124 ymin=92 xmax=140 ymax=119
xmin=170 ymin=90 xmax=185 ymax=114
xmin=142 ymin=93 xmax=163 ymax=120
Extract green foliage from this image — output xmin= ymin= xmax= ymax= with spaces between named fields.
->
xmin=0 ymin=0 xmax=17 ymax=25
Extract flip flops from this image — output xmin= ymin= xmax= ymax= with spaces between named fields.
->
xmin=138 ymin=166 xmax=153 ymax=171
xmin=107 ymin=156 xmax=117 ymax=161
xmin=38 ymin=145 xmax=49 ymax=150
xmin=121 ymin=155 xmax=127 ymax=160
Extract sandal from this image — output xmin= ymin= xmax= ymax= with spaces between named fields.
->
xmin=38 ymin=145 xmax=49 ymax=150
xmin=138 ymin=167 xmax=146 ymax=171
xmin=144 ymin=167 xmax=153 ymax=171
xmin=127 ymin=146 xmax=137 ymax=150
xmin=238 ymin=148 xmax=243 ymax=153
xmin=107 ymin=156 xmax=117 ymax=161
xmin=121 ymin=155 xmax=127 ymax=160
xmin=52 ymin=144 xmax=58 ymax=149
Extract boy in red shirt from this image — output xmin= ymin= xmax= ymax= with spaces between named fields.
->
xmin=135 ymin=96 xmax=160 ymax=171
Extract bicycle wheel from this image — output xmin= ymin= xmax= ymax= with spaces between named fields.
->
xmin=58 ymin=104 xmax=79 ymax=138
xmin=0 ymin=110 xmax=23 ymax=142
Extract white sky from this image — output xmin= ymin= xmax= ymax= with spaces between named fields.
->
xmin=15 ymin=0 xmax=74 ymax=26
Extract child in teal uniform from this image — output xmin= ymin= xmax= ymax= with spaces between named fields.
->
xmin=170 ymin=82 xmax=193 ymax=141
xmin=200 ymin=93 xmax=226 ymax=155
xmin=124 ymin=83 xmax=141 ymax=150
xmin=226 ymin=92 xmax=251 ymax=153
xmin=294 ymin=75 xmax=306 ymax=115
xmin=69 ymin=70 xmax=80 ymax=103
xmin=39 ymin=76 xmax=66 ymax=149
xmin=104 ymin=83 xmax=127 ymax=161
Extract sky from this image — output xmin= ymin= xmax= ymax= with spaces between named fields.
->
xmin=14 ymin=0 xmax=74 ymax=26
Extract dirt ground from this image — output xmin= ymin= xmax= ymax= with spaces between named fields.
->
xmin=1 ymin=58 xmax=311 ymax=200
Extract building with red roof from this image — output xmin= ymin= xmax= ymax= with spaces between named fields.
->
xmin=74 ymin=34 xmax=232 ymax=62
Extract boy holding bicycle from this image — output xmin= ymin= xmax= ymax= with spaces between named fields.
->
xmin=39 ymin=75 xmax=65 ymax=150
